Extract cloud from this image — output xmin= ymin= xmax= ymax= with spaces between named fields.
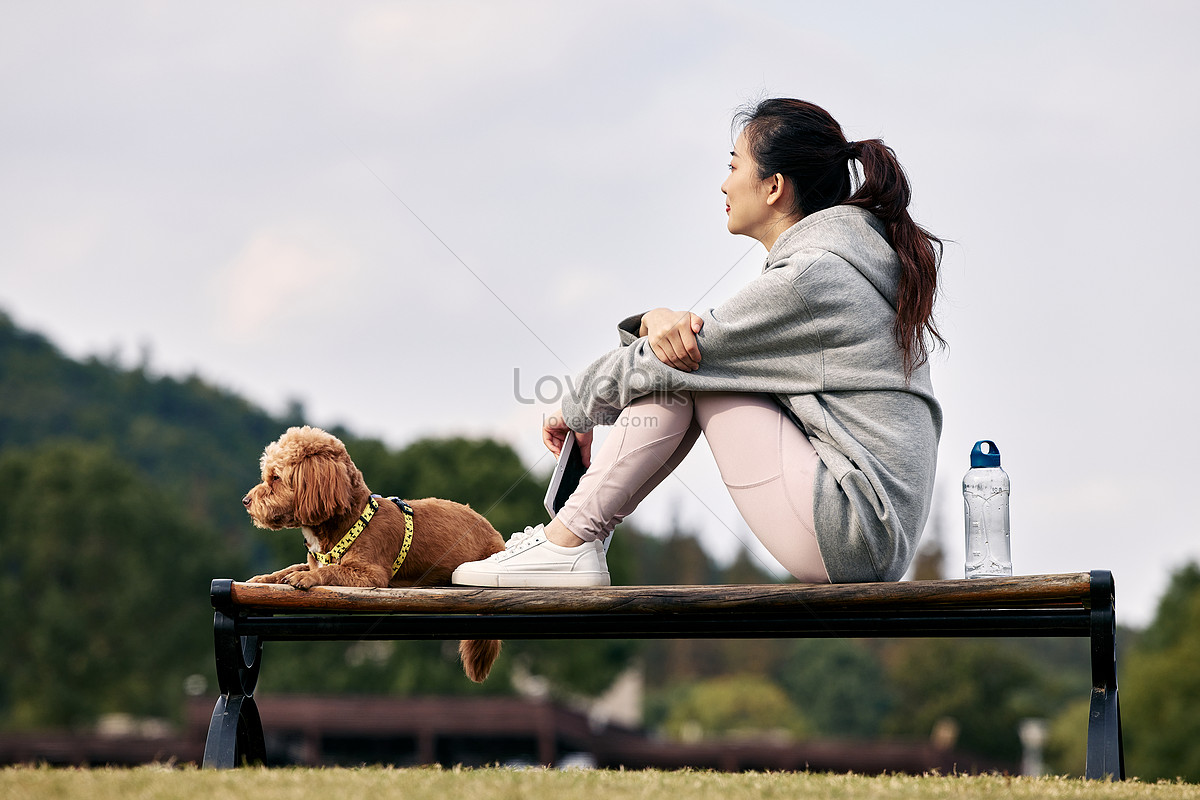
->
xmin=212 ymin=227 xmax=361 ymax=338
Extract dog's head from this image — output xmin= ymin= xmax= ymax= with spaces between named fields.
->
xmin=242 ymin=426 xmax=364 ymax=529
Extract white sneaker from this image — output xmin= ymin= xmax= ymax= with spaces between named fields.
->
xmin=451 ymin=524 xmax=611 ymax=587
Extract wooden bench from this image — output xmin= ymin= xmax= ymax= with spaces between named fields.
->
xmin=202 ymin=570 xmax=1124 ymax=779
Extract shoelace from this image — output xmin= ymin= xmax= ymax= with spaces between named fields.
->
xmin=504 ymin=525 xmax=541 ymax=550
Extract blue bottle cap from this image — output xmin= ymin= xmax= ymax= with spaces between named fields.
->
xmin=970 ymin=440 xmax=1001 ymax=468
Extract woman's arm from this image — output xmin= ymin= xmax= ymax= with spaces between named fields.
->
xmin=561 ymin=269 xmax=823 ymax=432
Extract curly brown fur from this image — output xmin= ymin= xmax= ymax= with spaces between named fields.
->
xmin=243 ymin=425 xmax=506 ymax=682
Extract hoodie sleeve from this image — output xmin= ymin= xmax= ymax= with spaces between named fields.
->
xmin=615 ymin=313 xmax=645 ymax=346
xmin=561 ymin=268 xmax=825 ymax=432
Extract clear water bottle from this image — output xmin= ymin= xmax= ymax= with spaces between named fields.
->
xmin=963 ymin=440 xmax=1012 ymax=578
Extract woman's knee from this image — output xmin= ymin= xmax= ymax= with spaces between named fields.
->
xmin=617 ymin=391 xmax=696 ymax=438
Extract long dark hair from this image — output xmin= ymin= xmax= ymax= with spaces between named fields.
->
xmin=734 ymin=98 xmax=945 ymax=377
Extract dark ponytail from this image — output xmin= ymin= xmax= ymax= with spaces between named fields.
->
xmin=735 ymin=99 xmax=945 ymax=377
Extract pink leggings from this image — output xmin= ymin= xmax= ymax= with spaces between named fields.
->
xmin=557 ymin=392 xmax=831 ymax=583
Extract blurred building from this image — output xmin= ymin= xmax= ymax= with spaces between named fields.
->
xmin=0 ymin=694 xmax=1006 ymax=773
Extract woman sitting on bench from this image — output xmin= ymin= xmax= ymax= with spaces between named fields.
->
xmin=452 ymin=98 xmax=944 ymax=588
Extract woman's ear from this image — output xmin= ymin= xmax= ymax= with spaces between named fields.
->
xmin=293 ymin=454 xmax=352 ymax=525
xmin=764 ymin=173 xmax=789 ymax=207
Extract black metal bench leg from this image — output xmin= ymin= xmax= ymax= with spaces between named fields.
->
xmin=202 ymin=605 xmax=266 ymax=768
xmin=1085 ymin=570 xmax=1125 ymax=780
xmin=204 ymin=692 xmax=266 ymax=768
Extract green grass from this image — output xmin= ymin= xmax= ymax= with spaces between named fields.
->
xmin=2 ymin=766 xmax=1196 ymax=800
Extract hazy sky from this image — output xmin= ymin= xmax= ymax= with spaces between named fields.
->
xmin=2 ymin=1 xmax=1197 ymax=625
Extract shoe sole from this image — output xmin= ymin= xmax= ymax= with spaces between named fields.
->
xmin=451 ymin=569 xmax=611 ymax=588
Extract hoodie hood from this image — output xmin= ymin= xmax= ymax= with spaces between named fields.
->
xmin=765 ymin=206 xmax=900 ymax=309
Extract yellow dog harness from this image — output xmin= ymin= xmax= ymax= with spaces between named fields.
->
xmin=312 ymin=494 xmax=414 ymax=578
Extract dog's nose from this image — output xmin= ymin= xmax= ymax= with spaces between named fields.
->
xmin=242 ymin=495 xmax=252 ymax=507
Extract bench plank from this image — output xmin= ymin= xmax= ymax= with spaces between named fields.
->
xmin=221 ymin=572 xmax=1094 ymax=615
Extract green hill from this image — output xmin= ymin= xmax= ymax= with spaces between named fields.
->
xmin=0 ymin=311 xmax=283 ymax=544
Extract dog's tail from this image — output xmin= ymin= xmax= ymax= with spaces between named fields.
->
xmin=459 ymin=638 xmax=502 ymax=683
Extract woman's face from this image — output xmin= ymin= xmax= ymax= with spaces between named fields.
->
xmin=721 ymin=133 xmax=775 ymax=242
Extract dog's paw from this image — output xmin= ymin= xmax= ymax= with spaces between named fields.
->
xmin=248 ymin=564 xmax=308 ymax=584
xmin=284 ymin=571 xmax=321 ymax=590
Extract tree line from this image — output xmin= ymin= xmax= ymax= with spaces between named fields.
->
xmin=0 ymin=310 xmax=1195 ymax=778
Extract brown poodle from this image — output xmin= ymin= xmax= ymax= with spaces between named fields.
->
xmin=243 ymin=425 xmax=506 ymax=682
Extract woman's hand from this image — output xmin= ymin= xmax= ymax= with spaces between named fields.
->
xmin=640 ymin=307 xmax=704 ymax=371
xmin=543 ymin=407 xmax=593 ymax=467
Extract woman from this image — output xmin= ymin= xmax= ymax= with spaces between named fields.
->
xmin=452 ymin=98 xmax=943 ymax=587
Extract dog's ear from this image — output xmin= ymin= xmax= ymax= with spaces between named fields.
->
xmin=292 ymin=453 xmax=353 ymax=525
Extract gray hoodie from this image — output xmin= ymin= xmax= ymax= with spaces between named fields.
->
xmin=562 ymin=205 xmax=942 ymax=582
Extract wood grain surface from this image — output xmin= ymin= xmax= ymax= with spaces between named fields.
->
xmin=224 ymin=573 xmax=1094 ymax=615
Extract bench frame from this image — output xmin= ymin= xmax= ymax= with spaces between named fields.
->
xmin=202 ymin=570 xmax=1124 ymax=779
